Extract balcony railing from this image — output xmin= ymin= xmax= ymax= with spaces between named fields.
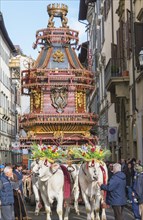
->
xmin=105 ymin=58 xmax=124 ymax=87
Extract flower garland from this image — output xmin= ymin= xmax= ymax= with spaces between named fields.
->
xmin=69 ymin=145 xmax=111 ymax=161
xmin=31 ymin=144 xmax=61 ymax=163
xmin=31 ymin=144 xmax=111 ymax=163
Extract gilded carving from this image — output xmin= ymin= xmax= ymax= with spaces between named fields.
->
xmin=48 ymin=14 xmax=54 ymax=28
xmin=62 ymin=13 xmax=68 ymax=28
xmin=52 ymin=50 xmax=64 ymax=63
xmin=47 ymin=3 xmax=68 ymax=28
xmin=54 ymin=131 xmax=64 ymax=139
xmin=50 ymin=86 xmax=68 ymax=113
xmin=82 ymin=131 xmax=91 ymax=138
xmin=31 ymin=89 xmax=41 ymax=109
xmin=27 ymin=131 xmax=35 ymax=138
xmin=77 ymin=91 xmax=84 ymax=107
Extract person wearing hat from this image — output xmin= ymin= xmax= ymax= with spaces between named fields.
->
xmin=0 ymin=164 xmax=5 ymax=169
xmin=0 ymin=164 xmax=5 ymax=177
xmin=133 ymin=164 xmax=143 ymax=220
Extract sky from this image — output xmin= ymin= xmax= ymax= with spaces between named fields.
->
xmin=1 ymin=0 xmax=88 ymax=59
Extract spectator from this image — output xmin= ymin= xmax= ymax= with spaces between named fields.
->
xmin=108 ymin=163 xmax=113 ymax=181
xmin=13 ymin=164 xmax=23 ymax=195
xmin=0 ymin=166 xmax=15 ymax=220
xmin=125 ymin=162 xmax=134 ymax=203
xmin=132 ymin=165 xmax=141 ymax=220
xmin=98 ymin=163 xmax=127 ymax=220
xmin=10 ymin=173 xmax=32 ymax=220
xmin=121 ymin=159 xmax=127 ymax=173
xmin=136 ymin=160 xmax=142 ymax=166
xmin=0 ymin=164 xmax=5 ymax=177
xmin=133 ymin=164 xmax=143 ymax=220
xmin=130 ymin=158 xmax=137 ymax=167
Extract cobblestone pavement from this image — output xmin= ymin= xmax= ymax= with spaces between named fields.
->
xmin=26 ymin=202 xmax=135 ymax=220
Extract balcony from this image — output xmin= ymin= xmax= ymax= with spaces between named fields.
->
xmin=105 ymin=58 xmax=129 ymax=102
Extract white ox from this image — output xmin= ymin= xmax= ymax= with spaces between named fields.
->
xmin=30 ymin=160 xmax=43 ymax=215
xmin=31 ymin=160 xmax=80 ymax=216
xmin=32 ymin=159 xmax=70 ymax=220
xmin=65 ymin=163 xmax=80 ymax=215
xmin=79 ymin=160 xmax=108 ymax=220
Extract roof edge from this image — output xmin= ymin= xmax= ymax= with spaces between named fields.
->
xmin=0 ymin=11 xmax=17 ymax=54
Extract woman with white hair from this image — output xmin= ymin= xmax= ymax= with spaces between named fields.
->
xmin=0 ymin=166 xmax=15 ymax=220
xmin=98 ymin=163 xmax=127 ymax=220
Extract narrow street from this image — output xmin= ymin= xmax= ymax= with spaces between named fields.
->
xmin=1 ymin=1 xmax=143 ymax=219
xmin=26 ymin=202 xmax=134 ymax=220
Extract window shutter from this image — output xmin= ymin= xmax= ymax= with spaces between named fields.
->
xmin=134 ymin=22 xmax=143 ymax=69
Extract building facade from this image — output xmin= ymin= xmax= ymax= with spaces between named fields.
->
xmin=78 ymin=0 xmax=143 ymax=162
xmin=0 ymin=12 xmax=17 ymax=164
xmin=9 ymin=53 xmax=32 ymax=164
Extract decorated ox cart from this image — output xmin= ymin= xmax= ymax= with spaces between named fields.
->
xmin=27 ymin=143 xmax=111 ymax=220
xmin=17 ymin=3 xmax=111 ymax=219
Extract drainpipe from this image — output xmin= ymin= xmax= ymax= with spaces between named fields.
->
xmin=130 ymin=0 xmax=139 ymax=160
xmin=111 ymin=0 xmax=114 ymax=44
xmin=130 ymin=0 xmax=138 ymax=114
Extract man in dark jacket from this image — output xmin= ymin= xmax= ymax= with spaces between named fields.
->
xmin=125 ymin=162 xmax=134 ymax=203
xmin=13 ymin=164 xmax=23 ymax=195
xmin=98 ymin=163 xmax=127 ymax=220
xmin=132 ymin=166 xmax=141 ymax=220
xmin=133 ymin=165 xmax=143 ymax=220
xmin=0 ymin=166 xmax=15 ymax=220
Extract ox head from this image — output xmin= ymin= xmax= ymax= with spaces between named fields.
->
xmin=37 ymin=160 xmax=51 ymax=181
xmin=30 ymin=159 xmax=50 ymax=180
xmin=67 ymin=164 xmax=80 ymax=179
xmin=31 ymin=159 xmax=40 ymax=175
xmin=85 ymin=161 xmax=101 ymax=182
xmin=67 ymin=165 xmax=76 ymax=173
xmin=32 ymin=159 xmax=60 ymax=182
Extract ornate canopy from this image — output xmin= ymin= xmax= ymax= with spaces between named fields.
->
xmin=19 ymin=4 xmax=97 ymax=147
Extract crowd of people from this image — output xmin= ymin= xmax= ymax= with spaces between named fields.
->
xmin=0 ymin=158 xmax=143 ymax=220
xmin=0 ymin=163 xmax=32 ymax=220
xmin=98 ymin=158 xmax=143 ymax=220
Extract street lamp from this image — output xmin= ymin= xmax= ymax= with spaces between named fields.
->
xmin=139 ymin=48 xmax=143 ymax=68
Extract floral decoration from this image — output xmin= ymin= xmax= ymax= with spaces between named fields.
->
xmin=31 ymin=144 xmax=111 ymax=163
xmin=70 ymin=145 xmax=111 ymax=161
xmin=31 ymin=144 xmax=61 ymax=163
